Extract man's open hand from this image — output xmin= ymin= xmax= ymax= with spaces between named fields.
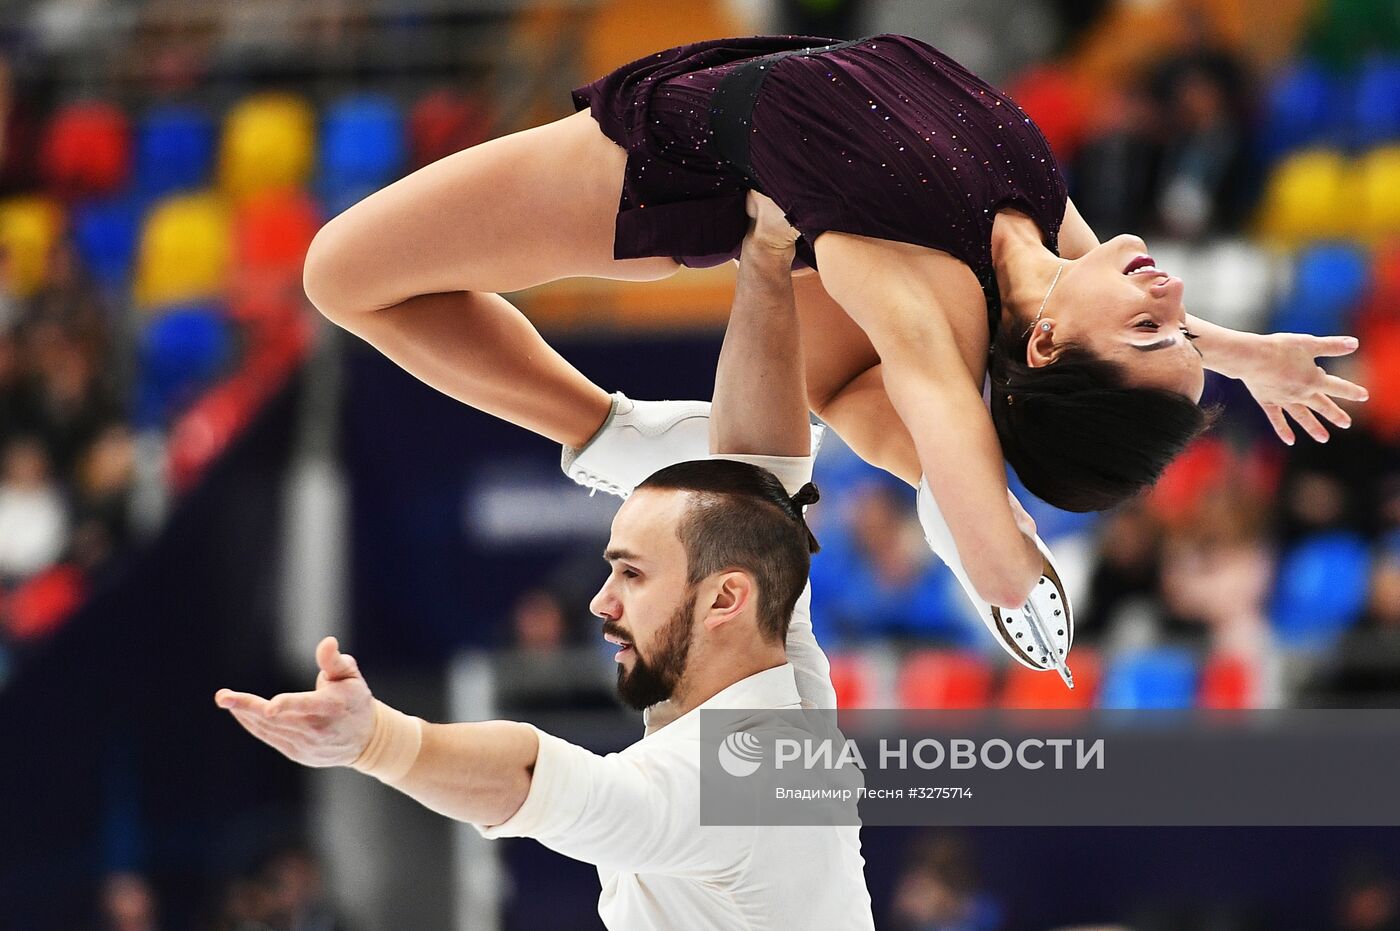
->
xmin=215 ymin=636 xmax=375 ymax=768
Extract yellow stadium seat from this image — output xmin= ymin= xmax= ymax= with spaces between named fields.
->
xmin=134 ymin=193 xmax=231 ymax=308
xmin=1357 ymin=145 xmax=1400 ymax=242
xmin=1255 ymin=148 xmax=1356 ymax=246
xmin=218 ymin=94 xmax=316 ymax=202
xmin=0 ymin=197 xmax=63 ymax=297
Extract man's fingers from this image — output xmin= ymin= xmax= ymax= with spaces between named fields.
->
xmin=1262 ymin=403 xmax=1295 ymax=445
xmin=1313 ymin=335 xmax=1360 ymax=357
xmin=1321 ymin=372 xmax=1370 ymax=402
xmin=215 ymin=689 xmax=273 ymax=714
xmin=267 ymin=690 xmax=335 ymax=719
xmin=315 ymin=636 xmax=361 ymax=682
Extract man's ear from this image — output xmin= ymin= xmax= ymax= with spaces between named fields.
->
xmin=1026 ymin=320 xmax=1060 ymax=368
xmin=701 ymin=571 xmax=754 ymax=632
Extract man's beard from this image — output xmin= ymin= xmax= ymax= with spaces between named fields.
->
xmin=614 ymin=590 xmax=697 ymax=711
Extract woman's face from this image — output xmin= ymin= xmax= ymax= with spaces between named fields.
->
xmin=1033 ymin=233 xmax=1206 ymax=402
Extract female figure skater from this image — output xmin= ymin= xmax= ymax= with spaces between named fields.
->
xmin=302 ymin=35 xmax=1366 ymax=611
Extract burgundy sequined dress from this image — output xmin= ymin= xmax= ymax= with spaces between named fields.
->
xmin=572 ymin=34 xmax=1067 ymax=337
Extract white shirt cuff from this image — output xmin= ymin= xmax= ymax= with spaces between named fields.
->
xmin=709 ymin=453 xmax=814 ymax=496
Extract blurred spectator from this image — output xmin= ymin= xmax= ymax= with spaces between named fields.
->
xmin=892 ymin=831 xmax=1003 ymax=931
xmin=0 ymin=435 xmax=68 ymax=582
xmin=1153 ymin=61 xmax=1250 ymax=238
xmin=497 ymin=586 xmax=616 ymax=713
xmin=512 ymin=586 xmax=567 ymax=653
xmin=1334 ymin=859 xmax=1400 ymax=931
xmin=1158 ymin=483 xmax=1274 ymax=655
xmin=1082 ymin=501 xmax=1164 ymax=642
xmin=70 ymin=423 xmax=135 ymax=573
xmin=1070 ymin=84 xmax=1161 ymax=235
xmin=1276 ymin=422 xmax=1393 ymax=543
xmin=778 ymin=0 xmax=864 ymax=40
xmin=1147 ymin=18 xmax=1254 ymax=237
xmin=811 ymin=480 xmax=973 ymax=647
xmin=251 ymin=842 xmax=351 ymax=931
xmin=96 ymin=871 xmax=161 ymax=931
xmin=1312 ymin=540 xmax=1400 ymax=702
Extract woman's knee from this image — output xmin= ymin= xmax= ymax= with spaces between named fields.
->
xmin=302 ymin=214 xmax=370 ymax=321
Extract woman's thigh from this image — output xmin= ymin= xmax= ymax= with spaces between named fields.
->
xmin=304 ymin=110 xmax=680 ymax=314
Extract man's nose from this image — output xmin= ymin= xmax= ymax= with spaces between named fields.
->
xmin=590 ymin=582 xmax=619 ymax=621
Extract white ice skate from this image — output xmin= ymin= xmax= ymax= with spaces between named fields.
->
xmin=916 ymin=477 xmax=1075 ymax=688
xmin=562 ymin=392 xmax=826 ymax=499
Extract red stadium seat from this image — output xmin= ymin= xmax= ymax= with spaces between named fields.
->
xmin=1198 ymin=653 xmax=1256 ymax=709
xmin=41 ymin=101 xmax=131 ymax=198
xmin=826 ymin=652 xmax=876 ymax=709
xmin=1000 ymin=649 xmax=1100 ymax=709
xmin=409 ymin=89 xmax=492 ymax=169
xmin=3 ymin=565 xmax=85 ymax=641
xmin=1356 ymin=318 xmax=1400 ymax=440
xmin=1005 ymin=65 xmax=1089 ymax=161
xmin=1147 ymin=437 xmax=1230 ymax=525
xmin=897 ymin=651 xmax=993 ymax=709
xmin=235 ymin=189 xmax=320 ymax=274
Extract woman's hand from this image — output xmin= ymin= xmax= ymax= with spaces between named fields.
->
xmin=1228 ymin=333 xmax=1369 ymax=444
xmin=744 ymin=190 xmax=800 ymax=254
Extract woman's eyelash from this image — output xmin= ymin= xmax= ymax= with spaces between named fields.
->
xmin=1182 ymin=330 xmax=1200 ymax=341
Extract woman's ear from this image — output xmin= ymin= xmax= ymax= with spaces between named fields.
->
xmin=1026 ymin=319 xmax=1060 ymax=368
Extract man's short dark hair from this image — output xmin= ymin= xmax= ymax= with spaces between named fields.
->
xmin=635 ymin=459 xmax=818 ymax=643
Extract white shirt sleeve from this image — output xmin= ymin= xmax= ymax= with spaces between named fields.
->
xmin=476 ymin=727 xmax=750 ymax=876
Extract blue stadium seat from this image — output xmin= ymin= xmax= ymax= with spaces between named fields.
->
xmin=1271 ymin=532 xmax=1370 ymax=648
xmin=1354 ymin=57 xmax=1400 ymax=147
xmin=136 ymin=106 xmax=216 ymax=197
xmin=1260 ymin=62 xmax=1340 ymax=161
xmin=1099 ymin=648 xmax=1200 ymax=709
xmin=320 ymin=95 xmax=405 ymax=209
xmin=1271 ymin=243 xmax=1370 ymax=335
xmin=135 ymin=306 xmax=231 ymax=428
xmin=71 ymin=198 xmax=140 ymax=289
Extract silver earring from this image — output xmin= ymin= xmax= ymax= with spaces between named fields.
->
xmin=1040 ymin=322 xmax=1051 ymax=331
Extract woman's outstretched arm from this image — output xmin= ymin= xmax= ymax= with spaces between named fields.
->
xmin=814 ymin=232 xmax=1043 ymax=610
xmin=1060 ymin=198 xmax=1369 ymax=444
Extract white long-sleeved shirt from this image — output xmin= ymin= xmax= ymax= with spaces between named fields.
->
xmin=477 ymin=664 xmax=874 ymax=930
xmin=476 ymin=453 xmax=873 ymax=929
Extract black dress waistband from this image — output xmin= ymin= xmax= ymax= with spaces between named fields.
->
xmin=708 ymin=37 xmax=866 ymax=192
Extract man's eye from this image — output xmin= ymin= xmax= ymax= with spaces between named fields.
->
xmin=622 ymin=569 xmax=639 ymax=579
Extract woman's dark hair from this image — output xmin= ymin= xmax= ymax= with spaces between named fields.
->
xmin=988 ymin=330 xmax=1220 ymax=512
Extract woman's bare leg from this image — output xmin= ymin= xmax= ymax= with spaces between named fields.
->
xmin=303 ymin=111 xmax=680 ymax=448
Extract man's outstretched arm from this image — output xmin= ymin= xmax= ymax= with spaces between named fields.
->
xmin=216 ymin=638 xmax=732 ymax=874
xmin=710 ymin=192 xmax=811 ymax=458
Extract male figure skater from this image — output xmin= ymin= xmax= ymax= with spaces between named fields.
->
xmin=216 ymin=193 xmax=876 ymax=929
